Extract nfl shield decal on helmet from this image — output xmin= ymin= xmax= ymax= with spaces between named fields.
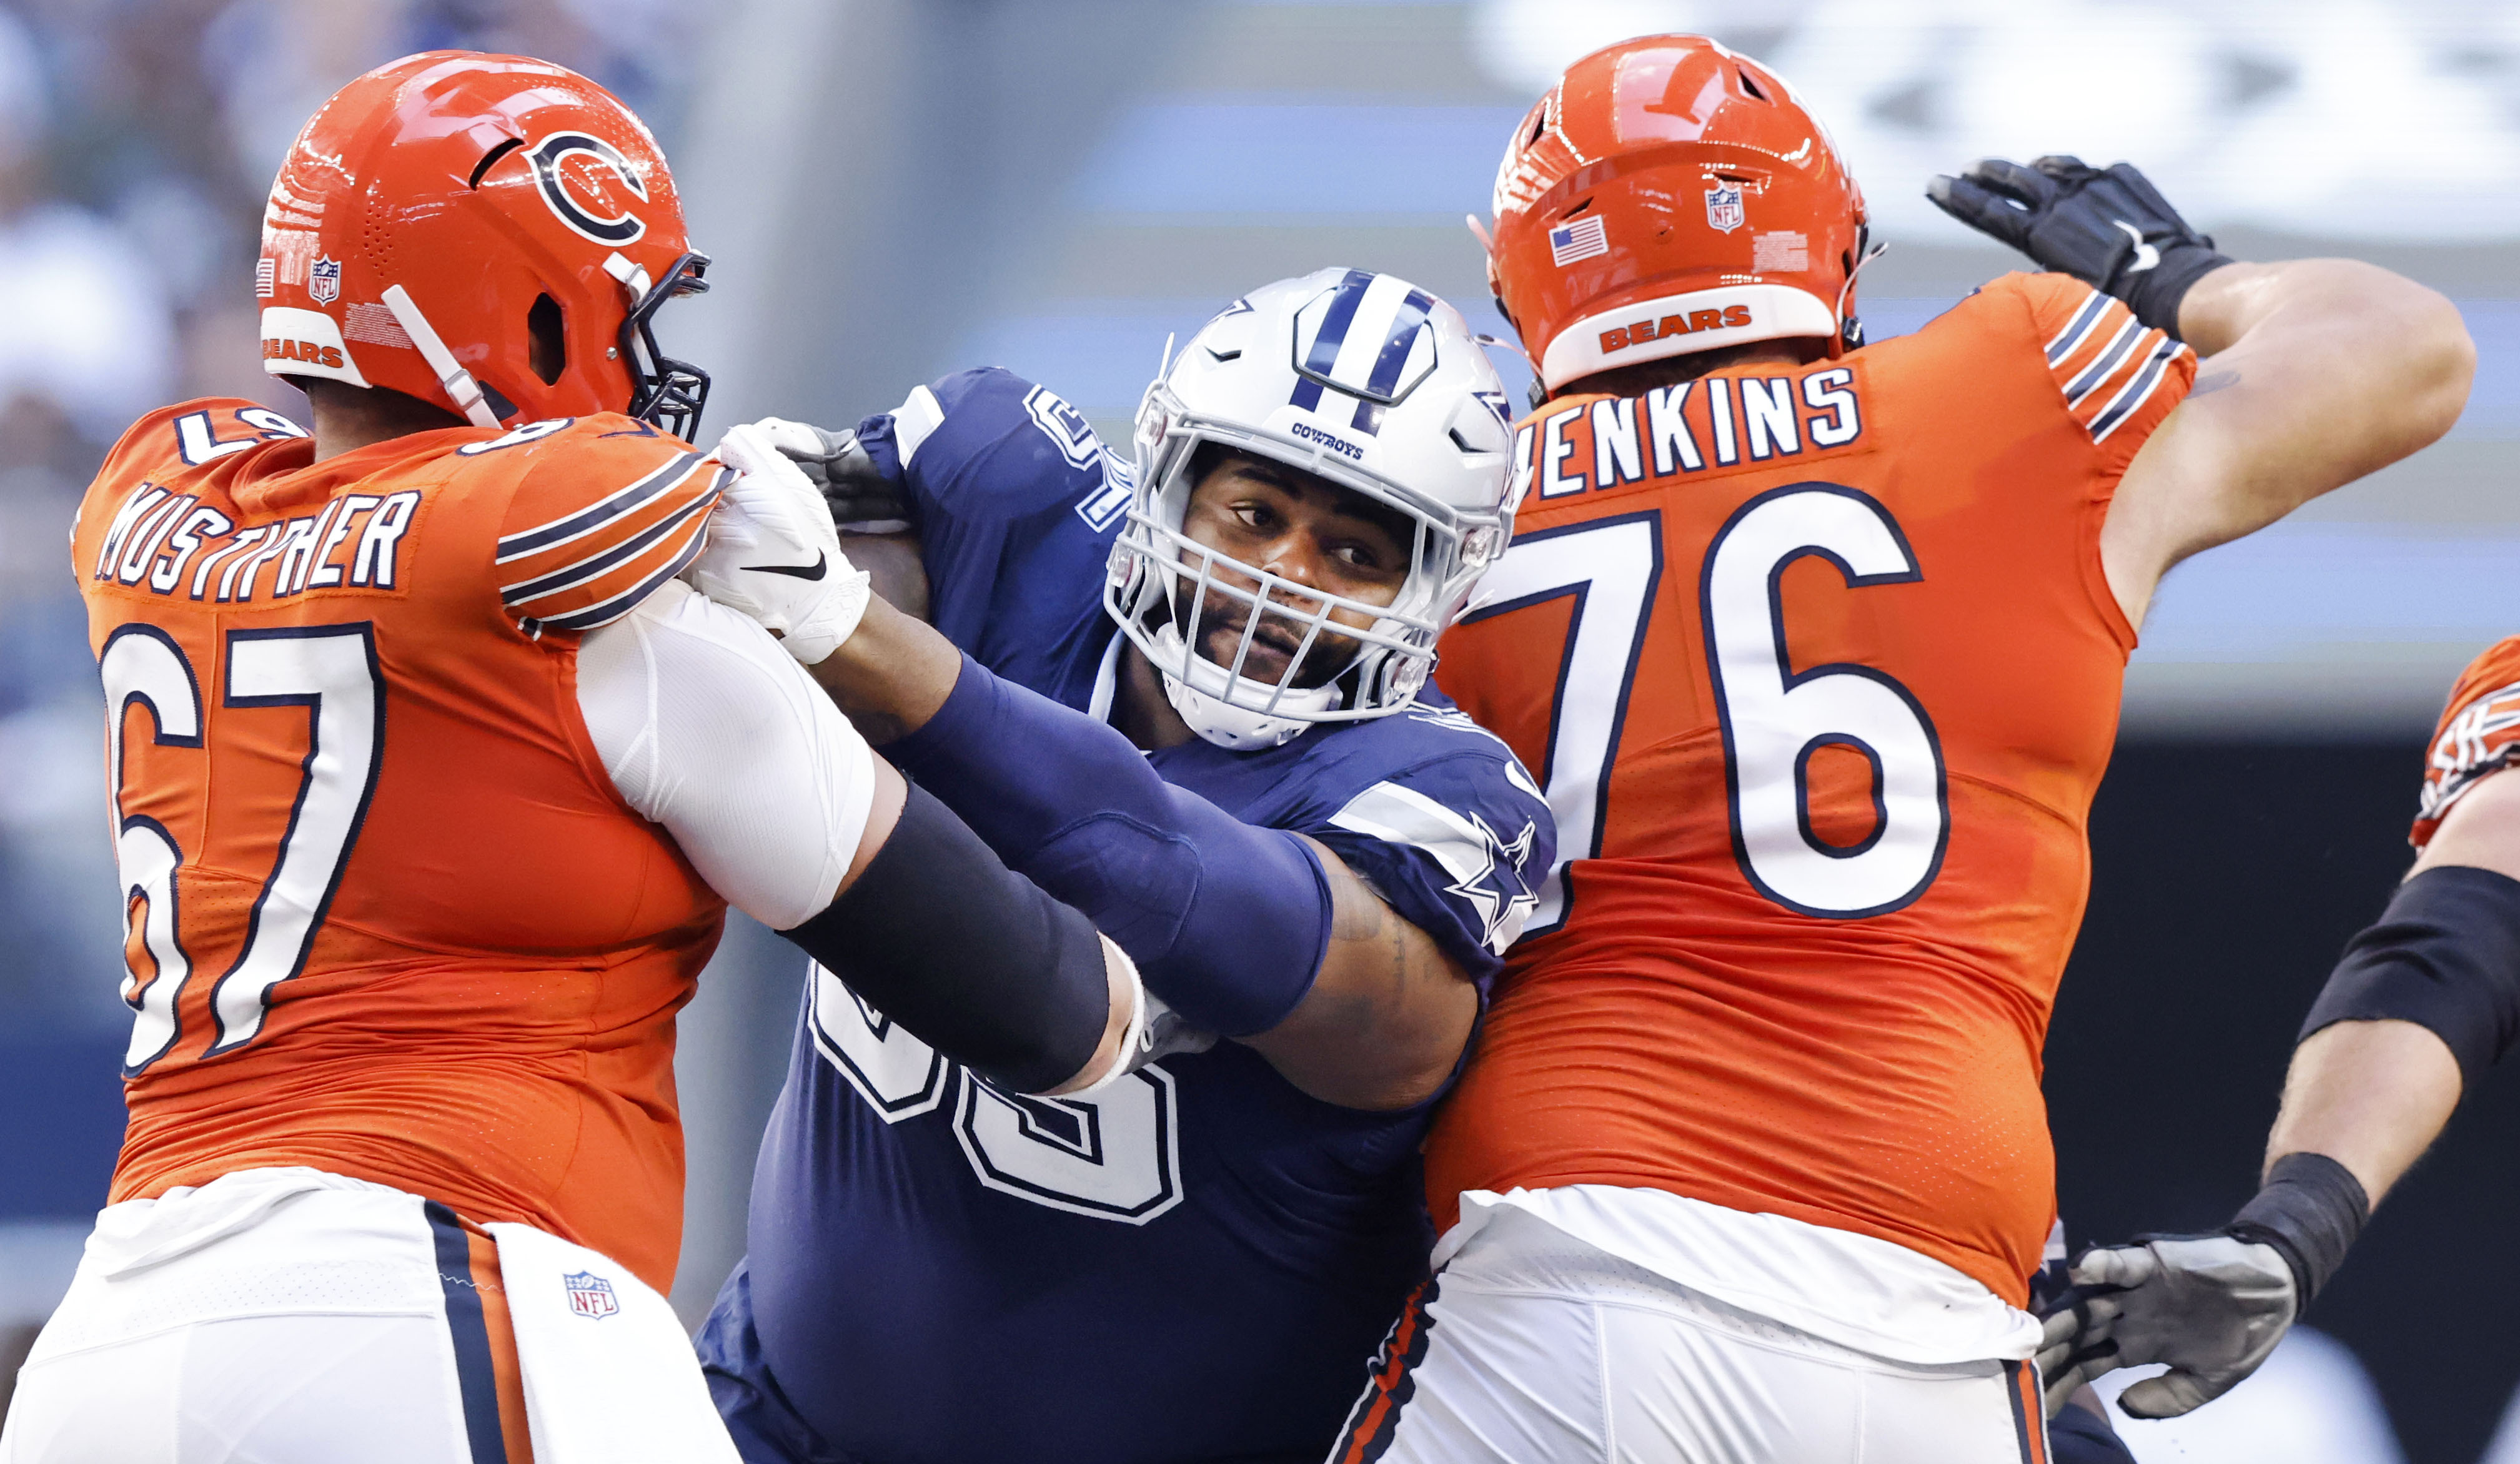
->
xmin=308 ymin=255 xmax=342 ymax=306
xmin=563 ymin=1269 xmax=620 ymax=1319
xmin=1705 ymin=183 xmax=1745 ymax=234
xmin=1547 ymin=215 xmax=1608 ymax=267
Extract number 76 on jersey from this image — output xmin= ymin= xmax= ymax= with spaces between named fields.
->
xmin=1447 ymin=483 xmax=1950 ymax=935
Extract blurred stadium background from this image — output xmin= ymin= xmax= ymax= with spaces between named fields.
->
xmin=1 ymin=1 xmax=2515 ymax=1459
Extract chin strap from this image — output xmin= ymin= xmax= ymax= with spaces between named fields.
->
xmin=1161 ymin=675 xmax=1313 ymax=752
xmin=1148 ymin=621 xmax=1336 ymax=751
xmin=1835 ymin=231 xmax=1889 ymax=351
xmin=382 ymin=284 xmax=502 ymax=428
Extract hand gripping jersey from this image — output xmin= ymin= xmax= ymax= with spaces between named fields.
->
xmin=74 ymin=399 xmax=729 ymax=1294
xmin=1424 ymin=273 xmax=2195 ymax=1305
xmin=851 ymin=367 xmax=1129 ymax=705
xmin=708 ymin=369 xmax=1553 ymax=1464
xmin=2413 ymin=636 xmax=2520 ymax=851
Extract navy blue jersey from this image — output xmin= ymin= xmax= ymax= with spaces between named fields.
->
xmin=850 ymin=368 xmax=1126 ymax=708
xmin=704 ymin=369 xmax=1554 ymax=1464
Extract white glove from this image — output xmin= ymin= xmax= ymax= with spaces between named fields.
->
xmin=687 ymin=419 xmax=873 ymax=665
xmin=1127 ymin=989 xmax=1216 ymax=1074
xmin=2036 ymin=1234 xmax=2297 ymax=1419
xmin=1054 ymin=951 xmax=1218 ymax=1096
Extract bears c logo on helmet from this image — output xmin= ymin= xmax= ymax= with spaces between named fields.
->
xmin=528 ymin=131 xmax=649 ymax=245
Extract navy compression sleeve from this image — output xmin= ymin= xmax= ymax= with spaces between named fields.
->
xmin=886 ymin=653 xmax=1331 ymax=1037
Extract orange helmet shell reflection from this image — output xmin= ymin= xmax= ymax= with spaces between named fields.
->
xmin=1487 ymin=35 xmax=1868 ymax=392
xmin=257 ymin=51 xmax=697 ymax=427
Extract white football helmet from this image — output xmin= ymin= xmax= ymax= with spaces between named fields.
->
xmin=1106 ymin=269 xmax=1519 ymax=751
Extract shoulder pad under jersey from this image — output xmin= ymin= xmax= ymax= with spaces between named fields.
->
xmin=1945 ymin=272 xmax=2196 ymax=460
xmin=468 ymin=413 xmax=730 ymax=633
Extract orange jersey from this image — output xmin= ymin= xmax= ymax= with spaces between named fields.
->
xmin=1427 ymin=274 xmax=2195 ymax=1303
xmin=2413 ymin=635 xmax=2520 ymax=851
xmin=74 ymin=399 xmax=730 ymax=1293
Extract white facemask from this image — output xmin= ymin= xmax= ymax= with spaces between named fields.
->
xmin=1148 ymin=621 xmax=1341 ymax=751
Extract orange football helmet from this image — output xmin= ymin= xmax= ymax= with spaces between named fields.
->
xmin=1484 ymin=35 xmax=1868 ymax=394
xmin=257 ymin=51 xmax=710 ymax=438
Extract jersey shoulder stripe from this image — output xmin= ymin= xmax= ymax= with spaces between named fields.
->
xmin=2038 ymin=287 xmax=2188 ymax=440
xmin=487 ymin=420 xmax=727 ymax=632
xmin=1326 ymin=773 xmax=1542 ymax=956
xmin=2041 ymin=291 xmax=2114 ymax=365
xmin=497 ymin=460 xmax=720 ymax=616
xmin=495 ymin=448 xmax=707 ymax=563
xmin=2088 ymin=335 xmax=2188 ymax=443
xmin=2061 ymin=314 xmax=2146 ymax=407
xmin=2413 ymin=635 xmax=2520 ymax=849
xmin=1979 ymin=272 xmax=2196 ymax=457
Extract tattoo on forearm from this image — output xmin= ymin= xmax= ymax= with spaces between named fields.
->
xmin=2191 ymin=368 xmax=2241 ymax=398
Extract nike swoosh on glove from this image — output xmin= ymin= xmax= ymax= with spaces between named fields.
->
xmin=686 ymin=420 xmax=873 ymax=665
xmin=1925 ymin=155 xmax=2230 ymax=336
xmin=2035 ymin=1234 xmax=2296 ymax=1420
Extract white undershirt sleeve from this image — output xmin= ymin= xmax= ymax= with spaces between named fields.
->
xmin=575 ymin=578 xmax=878 ymax=931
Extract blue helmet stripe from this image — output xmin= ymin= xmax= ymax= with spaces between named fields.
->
xmin=1361 ymin=289 xmax=1434 ymax=400
xmin=1291 ymin=269 xmax=1376 ymax=413
xmin=1302 ymin=269 xmax=1376 ymax=377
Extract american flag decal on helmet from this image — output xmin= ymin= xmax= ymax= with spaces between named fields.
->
xmin=1289 ymin=270 xmax=1442 ymax=435
xmin=1548 ymin=214 xmax=1607 ymax=265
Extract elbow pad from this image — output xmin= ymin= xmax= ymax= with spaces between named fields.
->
xmin=888 ymin=654 xmax=1331 ymax=1037
xmin=780 ymin=782 xmax=1109 ymax=1095
xmin=2300 ymin=864 xmax=2520 ymax=1091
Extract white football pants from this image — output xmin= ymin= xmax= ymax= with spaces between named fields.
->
xmin=0 ymin=1167 xmax=734 ymax=1464
xmin=1330 ymin=1205 xmax=2051 ymax=1464
xmin=1 ymin=1168 xmax=528 ymax=1464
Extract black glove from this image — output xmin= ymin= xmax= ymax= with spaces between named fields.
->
xmin=771 ymin=420 xmax=913 ymax=531
xmin=2036 ymin=1233 xmax=2294 ymax=1420
xmin=2034 ymin=1153 xmax=2368 ymax=1420
xmin=1926 ymin=156 xmax=2230 ymax=338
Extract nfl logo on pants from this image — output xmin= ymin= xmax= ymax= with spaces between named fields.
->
xmin=564 ymin=1269 xmax=620 ymax=1319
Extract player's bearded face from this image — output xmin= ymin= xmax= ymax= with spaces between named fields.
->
xmin=1178 ymin=452 xmax=1411 ymax=690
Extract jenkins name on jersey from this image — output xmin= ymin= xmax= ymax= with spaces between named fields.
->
xmin=1428 ymin=271 xmax=2195 ymax=1304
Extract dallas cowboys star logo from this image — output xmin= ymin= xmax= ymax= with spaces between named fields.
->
xmin=1446 ymin=810 xmax=1541 ymax=954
